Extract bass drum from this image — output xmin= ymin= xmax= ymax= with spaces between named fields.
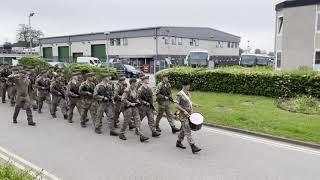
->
xmin=189 ymin=113 xmax=204 ymax=131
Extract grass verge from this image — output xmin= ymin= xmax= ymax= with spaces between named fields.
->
xmin=0 ymin=163 xmax=33 ymax=180
xmin=169 ymin=90 xmax=320 ymax=144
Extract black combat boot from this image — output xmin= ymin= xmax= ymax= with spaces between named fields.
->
xmin=140 ymin=135 xmax=149 ymax=142
xmin=171 ymin=126 xmax=180 ymax=134
xmin=119 ymin=133 xmax=127 ymax=140
xmin=152 ymin=131 xmax=161 ymax=137
xmin=51 ymin=114 xmax=57 ymax=118
xmin=81 ymin=123 xmax=87 ymax=128
xmin=110 ymin=130 xmax=119 ymax=136
xmin=28 ymin=122 xmax=36 ymax=126
xmin=13 ymin=119 xmax=17 ymax=124
xmin=155 ymin=126 xmax=162 ymax=132
xmin=38 ymin=109 xmax=42 ymax=114
xmin=63 ymin=115 xmax=68 ymax=120
xmin=68 ymin=120 xmax=73 ymax=123
xmin=95 ymin=128 xmax=102 ymax=134
xmin=191 ymin=144 xmax=201 ymax=154
xmin=2 ymin=100 xmax=6 ymax=103
xmin=129 ymin=124 xmax=136 ymax=130
xmin=114 ymin=122 xmax=119 ymax=129
xmin=176 ymin=141 xmax=186 ymax=149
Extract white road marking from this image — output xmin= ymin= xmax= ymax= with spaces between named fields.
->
xmin=205 ymin=127 xmax=320 ymax=156
xmin=0 ymin=145 xmax=60 ymax=180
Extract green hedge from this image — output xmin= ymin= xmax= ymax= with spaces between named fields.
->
xmin=64 ymin=64 xmax=119 ymax=80
xmin=18 ymin=56 xmax=50 ymax=69
xmin=156 ymin=66 xmax=320 ymax=98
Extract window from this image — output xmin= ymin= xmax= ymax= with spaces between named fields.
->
xmin=165 ymin=37 xmax=169 ymax=44
xmin=190 ymin=39 xmax=194 ymax=46
xmin=315 ymin=51 xmax=320 ymax=64
xmin=110 ymin=39 xmax=115 ymax=46
xmin=317 ymin=14 xmax=320 ymax=31
xmin=178 ymin=38 xmax=182 ymax=45
xmin=277 ymin=52 xmax=281 ymax=68
xmin=231 ymin=42 xmax=234 ymax=48
xmin=278 ymin=17 xmax=283 ymax=34
xmin=216 ymin=41 xmax=220 ymax=48
xmin=235 ymin=43 xmax=238 ymax=48
xmin=116 ymin=38 xmax=121 ymax=46
xmin=171 ymin=37 xmax=176 ymax=45
xmin=123 ymin=38 xmax=128 ymax=46
xmin=220 ymin=41 xmax=224 ymax=48
xmin=228 ymin=42 xmax=231 ymax=48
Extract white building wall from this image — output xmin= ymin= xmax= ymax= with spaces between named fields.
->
xmin=157 ymin=36 xmax=239 ymax=56
xmin=109 ymin=37 xmax=156 ymax=56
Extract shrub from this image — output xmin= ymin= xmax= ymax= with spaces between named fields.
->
xmin=156 ymin=66 xmax=320 ymax=98
xmin=64 ymin=64 xmax=119 ymax=80
xmin=18 ymin=56 xmax=50 ymax=69
xmin=277 ymin=96 xmax=320 ymax=114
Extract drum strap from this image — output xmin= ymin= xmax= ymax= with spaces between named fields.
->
xmin=179 ymin=90 xmax=192 ymax=108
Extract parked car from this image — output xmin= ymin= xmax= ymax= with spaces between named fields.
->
xmin=106 ymin=62 xmax=144 ymax=78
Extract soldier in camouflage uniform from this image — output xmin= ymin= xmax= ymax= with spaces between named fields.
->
xmin=79 ymin=73 xmax=96 ymax=128
xmin=28 ymin=67 xmax=38 ymax=110
xmin=9 ymin=70 xmax=36 ymax=126
xmin=114 ymin=77 xmax=127 ymax=128
xmin=0 ymin=64 xmax=10 ymax=103
xmin=119 ymin=78 xmax=149 ymax=142
xmin=35 ymin=72 xmax=52 ymax=114
xmin=155 ymin=74 xmax=180 ymax=133
xmin=6 ymin=67 xmax=18 ymax=106
xmin=50 ymin=76 xmax=68 ymax=119
xmin=93 ymin=74 xmax=119 ymax=136
xmin=137 ymin=76 xmax=161 ymax=137
xmin=175 ymin=80 xmax=201 ymax=154
xmin=66 ymin=72 xmax=82 ymax=123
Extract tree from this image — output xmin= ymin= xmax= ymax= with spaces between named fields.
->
xmin=16 ymin=24 xmax=44 ymax=47
xmin=254 ymin=49 xmax=261 ymax=54
xmin=239 ymin=48 xmax=244 ymax=55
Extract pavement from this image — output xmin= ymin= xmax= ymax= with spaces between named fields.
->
xmin=0 ymin=101 xmax=319 ymax=180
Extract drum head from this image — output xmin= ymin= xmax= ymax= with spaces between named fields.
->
xmin=189 ymin=113 xmax=204 ymax=125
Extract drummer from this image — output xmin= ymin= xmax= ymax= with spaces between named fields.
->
xmin=175 ymin=80 xmax=202 ymax=154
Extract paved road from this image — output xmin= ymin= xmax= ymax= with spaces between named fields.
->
xmin=0 ymin=102 xmax=319 ymax=180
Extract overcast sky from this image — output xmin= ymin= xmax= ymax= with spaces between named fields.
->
xmin=1 ymin=0 xmax=282 ymax=51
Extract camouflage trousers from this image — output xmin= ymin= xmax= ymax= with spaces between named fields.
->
xmin=114 ymin=101 xmax=122 ymax=123
xmin=80 ymin=98 xmax=97 ymax=125
xmin=95 ymin=101 xmax=116 ymax=131
xmin=37 ymin=90 xmax=52 ymax=113
xmin=177 ymin=115 xmax=194 ymax=145
xmin=28 ymin=89 xmax=38 ymax=109
xmin=13 ymin=96 xmax=33 ymax=123
xmin=139 ymin=105 xmax=157 ymax=133
xmin=67 ymin=97 xmax=82 ymax=121
xmin=0 ymin=82 xmax=6 ymax=102
xmin=121 ymin=107 xmax=144 ymax=136
xmin=7 ymin=85 xmax=16 ymax=105
xmin=51 ymin=95 xmax=67 ymax=116
xmin=155 ymin=101 xmax=176 ymax=128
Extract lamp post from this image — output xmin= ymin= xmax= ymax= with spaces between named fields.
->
xmin=104 ymin=31 xmax=110 ymax=62
xmin=28 ymin=12 xmax=35 ymax=53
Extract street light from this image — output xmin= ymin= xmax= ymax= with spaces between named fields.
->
xmin=104 ymin=31 xmax=110 ymax=62
xmin=28 ymin=12 xmax=35 ymax=53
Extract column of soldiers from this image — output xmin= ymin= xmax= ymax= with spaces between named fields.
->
xmin=0 ymin=64 xmax=201 ymax=154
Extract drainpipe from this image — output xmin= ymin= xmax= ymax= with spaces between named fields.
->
xmin=155 ymin=28 xmax=159 ymax=74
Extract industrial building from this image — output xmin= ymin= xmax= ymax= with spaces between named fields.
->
xmin=275 ymin=0 xmax=320 ymax=70
xmin=39 ymin=26 xmax=240 ymax=73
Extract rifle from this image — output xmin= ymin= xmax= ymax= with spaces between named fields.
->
xmin=97 ymin=85 xmax=114 ymax=103
xmin=70 ymin=83 xmax=80 ymax=97
xmin=126 ymin=95 xmax=141 ymax=108
xmin=140 ymin=89 xmax=155 ymax=110
xmin=81 ymin=85 xmax=94 ymax=97
xmin=38 ymin=79 xmax=50 ymax=91
xmin=53 ymin=86 xmax=66 ymax=99
xmin=158 ymin=84 xmax=174 ymax=103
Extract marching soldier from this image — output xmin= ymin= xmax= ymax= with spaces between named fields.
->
xmin=137 ymin=76 xmax=161 ymax=137
xmin=0 ymin=64 xmax=10 ymax=103
xmin=93 ymin=74 xmax=119 ymax=136
xmin=119 ymin=78 xmax=149 ymax=142
xmin=7 ymin=67 xmax=18 ymax=106
xmin=35 ymin=71 xmax=52 ymax=114
xmin=155 ymin=74 xmax=180 ymax=133
xmin=114 ymin=77 xmax=127 ymax=128
xmin=9 ymin=70 xmax=36 ymax=126
xmin=66 ymin=72 xmax=82 ymax=123
xmin=79 ymin=73 xmax=96 ymax=128
xmin=50 ymin=76 xmax=68 ymax=119
xmin=175 ymin=80 xmax=201 ymax=154
xmin=28 ymin=67 xmax=39 ymax=110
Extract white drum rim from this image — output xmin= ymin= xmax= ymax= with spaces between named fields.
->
xmin=189 ymin=113 xmax=204 ymax=125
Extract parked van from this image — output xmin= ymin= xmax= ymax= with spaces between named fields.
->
xmin=185 ymin=50 xmax=214 ymax=68
xmin=76 ymin=57 xmax=101 ymax=67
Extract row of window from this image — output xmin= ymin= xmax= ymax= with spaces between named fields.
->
xmin=216 ymin=41 xmax=239 ymax=48
xmin=110 ymin=38 xmax=128 ymax=46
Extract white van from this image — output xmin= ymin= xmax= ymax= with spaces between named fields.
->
xmin=76 ymin=57 xmax=101 ymax=67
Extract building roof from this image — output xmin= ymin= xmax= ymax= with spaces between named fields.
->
xmin=276 ymin=0 xmax=320 ymax=11
xmin=39 ymin=26 xmax=240 ymax=44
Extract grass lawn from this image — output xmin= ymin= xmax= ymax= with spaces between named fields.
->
xmin=170 ymin=90 xmax=320 ymax=144
xmin=0 ymin=163 xmax=33 ymax=180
